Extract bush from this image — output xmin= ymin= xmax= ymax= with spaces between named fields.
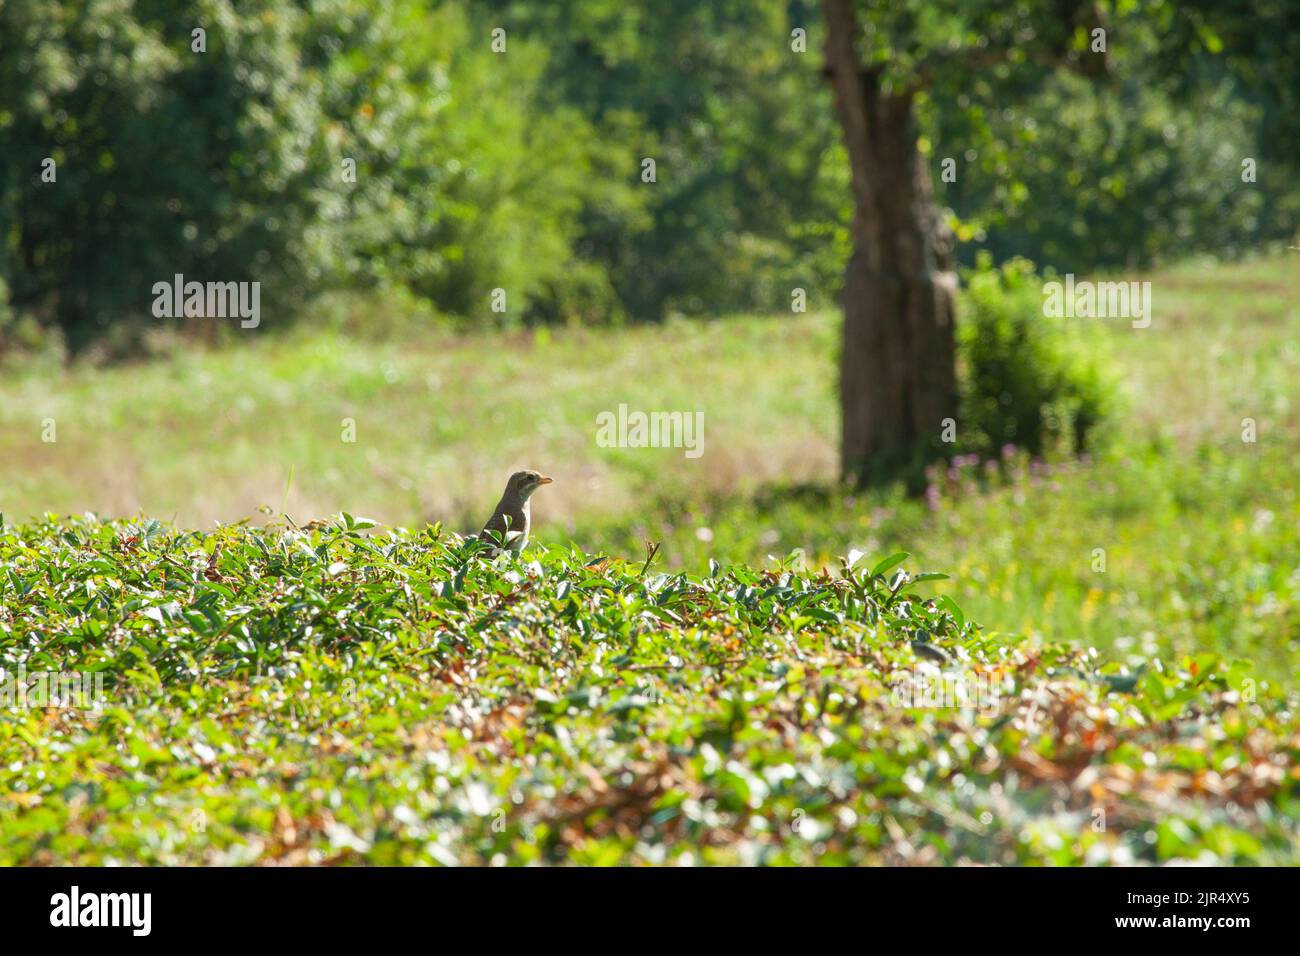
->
xmin=1 ymin=514 xmax=1292 ymax=864
xmin=957 ymin=254 xmax=1118 ymax=460
xmin=940 ymin=73 xmax=1300 ymax=273
xmin=0 ymin=0 xmax=621 ymax=347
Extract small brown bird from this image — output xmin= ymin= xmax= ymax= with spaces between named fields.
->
xmin=478 ymin=470 xmax=553 ymax=553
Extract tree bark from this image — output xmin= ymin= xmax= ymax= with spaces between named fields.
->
xmin=821 ymin=0 xmax=958 ymax=482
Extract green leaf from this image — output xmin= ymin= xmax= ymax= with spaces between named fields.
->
xmin=870 ymin=552 xmax=909 ymax=579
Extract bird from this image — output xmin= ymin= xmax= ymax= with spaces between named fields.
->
xmin=476 ymin=469 xmax=553 ymax=554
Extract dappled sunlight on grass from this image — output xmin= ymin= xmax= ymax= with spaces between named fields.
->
xmin=2 ymin=257 xmax=1297 ymax=684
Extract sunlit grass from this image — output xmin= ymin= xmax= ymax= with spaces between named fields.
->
xmin=1 ymin=516 xmax=1294 ymax=864
xmin=1 ymin=256 xmax=1297 ymax=680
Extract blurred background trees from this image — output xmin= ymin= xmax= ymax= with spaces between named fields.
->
xmin=0 ymin=0 xmax=1295 ymax=357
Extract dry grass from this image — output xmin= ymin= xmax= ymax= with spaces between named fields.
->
xmin=0 ymin=312 xmax=838 ymax=529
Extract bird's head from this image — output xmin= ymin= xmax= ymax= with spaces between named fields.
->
xmin=505 ymin=469 xmax=553 ymax=501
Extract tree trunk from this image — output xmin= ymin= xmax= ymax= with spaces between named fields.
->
xmin=821 ymin=0 xmax=958 ymax=483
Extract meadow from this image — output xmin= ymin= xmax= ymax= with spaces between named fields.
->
xmin=2 ymin=256 xmax=1298 ymax=679
xmin=3 ymin=0 xmax=1296 ymax=874
xmin=1 ymin=257 xmax=1298 ymax=865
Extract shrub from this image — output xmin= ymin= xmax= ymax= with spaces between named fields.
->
xmin=0 ymin=0 xmax=619 ymax=348
xmin=957 ymin=253 xmax=1118 ymax=460
xmin=941 ymin=73 xmax=1300 ymax=272
xmin=0 ymin=515 xmax=1293 ymax=864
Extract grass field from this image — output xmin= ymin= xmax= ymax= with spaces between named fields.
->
xmin=2 ymin=256 xmax=1298 ymax=679
xmin=2 ymin=257 xmax=1298 ymax=864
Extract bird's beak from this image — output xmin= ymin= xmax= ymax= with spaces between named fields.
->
xmin=537 ymin=475 xmax=554 ymax=485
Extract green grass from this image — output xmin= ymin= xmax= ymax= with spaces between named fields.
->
xmin=2 ymin=256 xmax=1295 ymax=679
xmin=1 ymin=515 xmax=1295 ymax=865
xmin=1 ymin=255 xmax=1298 ymax=863
xmin=0 ymin=311 xmax=837 ymax=530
